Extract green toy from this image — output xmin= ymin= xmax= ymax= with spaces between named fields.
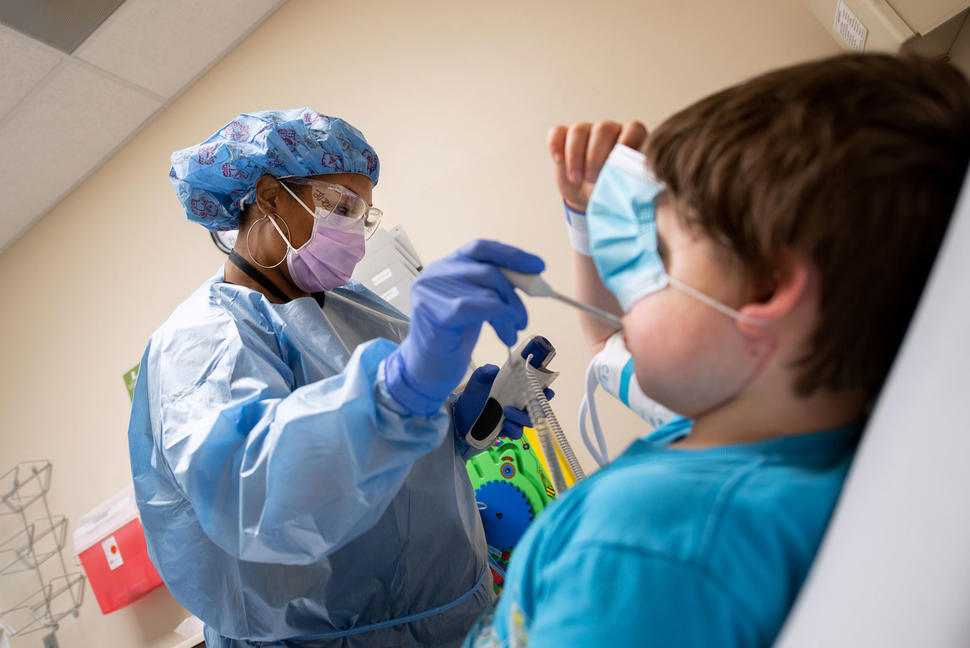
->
xmin=466 ymin=435 xmax=556 ymax=592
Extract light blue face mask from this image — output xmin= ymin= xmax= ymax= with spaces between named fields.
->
xmin=587 ymin=144 xmax=762 ymax=323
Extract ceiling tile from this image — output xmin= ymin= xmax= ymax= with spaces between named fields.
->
xmin=0 ymin=23 xmax=63 ymax=117
xmin=0 ymin=60 xmax=162 ymax=248
xmin=74 ymin=0 xmax=285 ymax=98
xmin=0 ymin=0 xmax=126 ymax=53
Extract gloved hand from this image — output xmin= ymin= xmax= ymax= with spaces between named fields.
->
xmin=384 ymin=239 xmax=545 ymax=416
xmin=454 ymin=364 xmax=555 ymax=441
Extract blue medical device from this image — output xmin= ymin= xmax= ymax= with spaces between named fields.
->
xmin=466 ymin=335 xmax=559 ymax=450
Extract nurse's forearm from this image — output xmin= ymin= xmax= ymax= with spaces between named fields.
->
xmin=572 ymin=250 xmax=623 ymax=354
xmin=170 ymin=340 xmax=451 ymax=565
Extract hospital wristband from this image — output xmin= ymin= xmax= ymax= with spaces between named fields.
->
xmin=564 ymin=202 xmax=591 ymax=256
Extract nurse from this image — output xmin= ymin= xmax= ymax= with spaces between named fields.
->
xmin=128 ymin=108 xmax=544 ymax=647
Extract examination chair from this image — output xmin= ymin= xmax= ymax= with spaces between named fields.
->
xmin=774 ymin=166 xmax=970 ymax=646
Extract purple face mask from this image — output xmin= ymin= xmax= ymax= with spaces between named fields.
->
xmin=268 ymin=182 xmax=367 ymax=292
xmin=286 ymin=214 xmax=366 ymax=292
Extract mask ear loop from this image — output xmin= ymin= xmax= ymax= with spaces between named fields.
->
xmin=667 ymin=276 xmax=769 ymax=327
xmin=247 ymin=213 xmax=291 ymax=269
xmin=578 ymin=357 xmax=611 ymax=468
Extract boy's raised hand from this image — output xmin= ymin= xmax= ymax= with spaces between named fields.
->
xmin=547 ymin=120 xmax=648 ymax=212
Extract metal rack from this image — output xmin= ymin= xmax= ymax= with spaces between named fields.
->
xmin=0 ymin=461 xmax=84 ymax=637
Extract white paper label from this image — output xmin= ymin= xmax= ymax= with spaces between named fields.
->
xmin=371 ymin=268 xmax=393 ymax=286
xmin=834 ymin=0 xmax=867 ymax=51
xmin=380 ymin=286 xmax=400 ymax=302
xmin=102 ymin=535 xmax=124 ymax=570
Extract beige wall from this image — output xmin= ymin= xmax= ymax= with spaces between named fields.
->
xmin=0 ymin=1 xmax=837 ymax=646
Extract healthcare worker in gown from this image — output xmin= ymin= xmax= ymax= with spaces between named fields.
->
xmin=127 ymin=108 xmax=545 ymax=647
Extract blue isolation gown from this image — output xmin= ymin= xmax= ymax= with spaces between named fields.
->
xmin=128 ymin=269 xmax=493 ymax=647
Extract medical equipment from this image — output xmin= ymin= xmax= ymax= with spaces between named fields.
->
xmin=455 ymin=365 xmax=534 ymax=442
xmin=521 ymin=350 xmax=586 ymax=492
xmin=579 ymin=332 xmax=677 ymax=467
xmin=466 ymin=436 xmax=556 ymax=592
xmin=500 ymin=269 xmax=624 ymax=329
xmin=466 ymin=336 xmax=559 ymax=450
xmin=350 ymin=225 xmax=422 ymax=315
xmin=74 ymin=487 xmax=163 ymax=614
xmin=467 ymin=334 xmax=584 ymax=493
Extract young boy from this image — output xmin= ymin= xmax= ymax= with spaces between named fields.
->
xmin=464 ymin=53 xmax=970 ymax=646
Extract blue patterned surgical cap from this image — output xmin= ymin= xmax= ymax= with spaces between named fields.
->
xmin=169 ymin=108 xmax=380 ymax=231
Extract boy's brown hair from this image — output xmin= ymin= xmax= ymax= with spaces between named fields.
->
xmin=646 ymin=53 xmax=970 ymax=403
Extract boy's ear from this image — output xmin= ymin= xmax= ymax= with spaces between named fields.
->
xmin=736 ymin=252 xmax=812 ymax=336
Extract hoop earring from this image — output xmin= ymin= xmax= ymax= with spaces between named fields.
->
xmin=247 ymin=214 xmax=290 ymax=269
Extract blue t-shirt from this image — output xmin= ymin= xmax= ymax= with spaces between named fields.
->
xmin=464 ymin=417 xmax=859 ymax=647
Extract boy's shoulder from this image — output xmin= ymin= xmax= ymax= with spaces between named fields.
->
xmin=492 ymin=424 xmax=858 ymax=647
xmin=530 ymin=424 xmax=857 ymax=605
xmin=565 ymin=437 xmax=772 ymax=558
xmin=569 ymin=427 xmax=854 ymax=556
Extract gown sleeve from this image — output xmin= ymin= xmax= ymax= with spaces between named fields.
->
xmin=141 ymin=306 xmax=451 ymax=565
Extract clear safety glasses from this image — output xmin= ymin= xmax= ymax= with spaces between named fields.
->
xmin=280 ymin=177 xmax=382 ymax=238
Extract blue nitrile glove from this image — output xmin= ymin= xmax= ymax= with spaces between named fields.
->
xmin=453 ymin=364 xmax=556 ymax=441
xmin=385 ymin=240 xmax=545 ymax=416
